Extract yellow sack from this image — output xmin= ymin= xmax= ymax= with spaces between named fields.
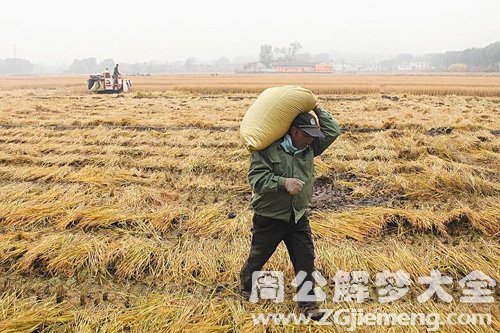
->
xmin=240 ymin=86 xmax=317 ymax=151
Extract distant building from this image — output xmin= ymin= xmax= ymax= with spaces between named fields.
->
xmin=363 ymin=63 xmax=382 ymax=72
xmin=398 ymin=62 xmax=430 ymax=71
xmin=272 ymin=62 xmax=332 ymax=73
xmin=243 ymin=62 xmax=267 ymax=72
xmin=332 ymin=63 xmax=360 ymax=72
xmin=240 ymin=61 xmax=333 ymax=73
xmin=314 ymin=63 xmax=333 ymax=72
xmin=272 ymin=63 xmax=315 ymax=73
xmin=332 ymin=63 xmax=345 ymax=71
xmin=397 ymin=63 xmax=412 ymax=71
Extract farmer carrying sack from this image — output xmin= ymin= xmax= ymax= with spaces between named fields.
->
xmin=240 ymin=86 xmax=318 ymax=151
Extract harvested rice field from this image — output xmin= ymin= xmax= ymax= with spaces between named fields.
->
xmin=0 ymin=74 xmax=499 ymax=332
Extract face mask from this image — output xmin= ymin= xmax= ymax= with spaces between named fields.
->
xmin=281 ymin=134 xmax=306 ymax=155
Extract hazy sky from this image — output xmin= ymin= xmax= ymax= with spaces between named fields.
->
xmin=1 ymin=0 xmax=499 ymax=64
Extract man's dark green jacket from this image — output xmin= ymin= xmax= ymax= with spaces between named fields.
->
xmin=248 ymin=108 xmax=340 ymax=223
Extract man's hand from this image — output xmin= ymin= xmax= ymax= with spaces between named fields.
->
xmin=312 ymin=104 xmax=321 ymax=114
xmin=285 ymin=178 xmax=304 ymax=195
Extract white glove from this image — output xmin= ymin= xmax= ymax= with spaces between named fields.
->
xmin=284 ymin=178 xmax=304 ymax=195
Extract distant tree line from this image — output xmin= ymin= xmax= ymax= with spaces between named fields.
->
xmin=429 ymin=42 xmax=500 ymax=71
xmin=380 ymin=42 xmax=500 ymax=71
xmin=64 ymin=57 xmax=235 ymax=74
xmin=67 ymin=58 xmax=116 ymax=73
xmin=259 ymin=41 xmax=331 ymax=68
xmin=1 ymin=42 xmax=498 ymax=74
xmin=0 ymin=58 xmax=33 ymax=74
xmin=260 ymin=41 xmax=306 ymax=67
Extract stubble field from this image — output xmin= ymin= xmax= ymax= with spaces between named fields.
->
xmin=0 ymin=74 xmax=499 ymax=332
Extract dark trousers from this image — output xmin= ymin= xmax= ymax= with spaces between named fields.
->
xmin=240 ymin=213 xmax=316 ymax=307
